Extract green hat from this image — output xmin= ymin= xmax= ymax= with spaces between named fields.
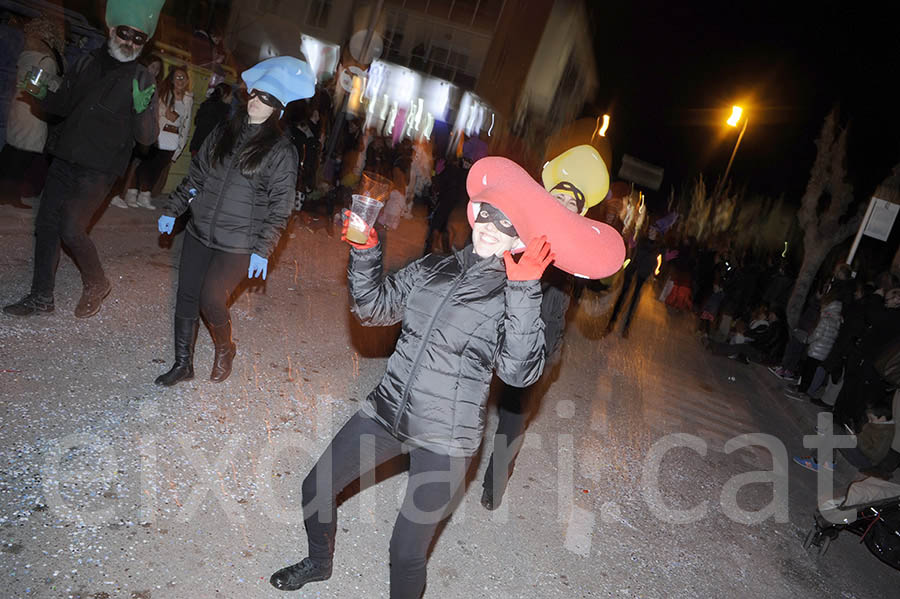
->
xmin=106 ymin=0 xmax=166 ymax=37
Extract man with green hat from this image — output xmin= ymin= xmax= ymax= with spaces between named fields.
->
xmin=3 ymin=0 xmax=164 ymax=319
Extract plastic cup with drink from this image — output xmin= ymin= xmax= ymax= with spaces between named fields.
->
xmin=23 ymin=67 xmax=59 ymax=97
xmin=345 ymin=172 xmax=392 ymax=245
xmin=24 ymin=67 xmax=46 ymax=96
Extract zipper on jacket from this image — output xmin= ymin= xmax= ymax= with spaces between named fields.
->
xmin=392 ymin=271 xmax=465 ymax=436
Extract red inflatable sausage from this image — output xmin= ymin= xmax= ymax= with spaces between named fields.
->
xmin=466 ymin=156 xmax=625 ymax=280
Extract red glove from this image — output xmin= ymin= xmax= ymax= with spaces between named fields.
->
xmin=341 ymin=209 xmax=379 ymax=249
xmin=503 ymin=236 xmax=554 ymax=281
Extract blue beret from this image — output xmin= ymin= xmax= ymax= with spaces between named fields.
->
xmin=241 ymin=56 xmax=316 ymax=106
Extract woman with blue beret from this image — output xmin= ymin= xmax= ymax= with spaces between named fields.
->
xmin=154 ymin=56 xmax=315 ymax=386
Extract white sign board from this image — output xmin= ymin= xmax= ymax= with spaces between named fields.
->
xmin=618 ymin=154 xmax=664 ymax=191
xmin=863 ymin=197 xmax=900 ymax=242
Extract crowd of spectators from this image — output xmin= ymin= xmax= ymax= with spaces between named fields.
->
xmin=648 ymin=230 xmax=900 ymax=478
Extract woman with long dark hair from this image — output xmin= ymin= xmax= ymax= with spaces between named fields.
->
xmin=130 ymin=64 xmax=193 ymax=209
xmin=154 ymin=57 xmax=315 ymax=386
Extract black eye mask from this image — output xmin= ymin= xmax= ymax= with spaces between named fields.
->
xmin=549 ymin=181 xmax=586 ymax=214
xmin=474 ymin=203 xmax=517 ymax=236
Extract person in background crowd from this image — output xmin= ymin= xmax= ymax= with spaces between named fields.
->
xmin=705 ymin=307 xmax=787 ymax=366
xmin=829 ymin=283 xmax=900 ymax=433
xmin=0 ymin=15 xmax=65 ymax=209
xmin=404 ymin=137 xmax=432 ymax=217
xmin=110 ymin=53 xmax=163 ymax=208
xmin=3 ymin=0 xmax=162 ymax=318
xmin=129 ymin=64 xmax=193 ymax=209
xmin=154 ymin=56 xmax=313 ymax=386
xmin=784 ymin=281 xmax=853 ymax=402
xmin=607 ymin=227 xmax=660 ymax=338
xmin=769 ymin=263 xmax=853 ymax=382
xmin=284 ymin=98 xmax=319 ymax=195
xmin=423 ymin=155 xmax=464 ymax=255
xmin=190 ymin=81 xmax=231 ymax=158
xmin=364 ymin=131 xmax=391 ymax=178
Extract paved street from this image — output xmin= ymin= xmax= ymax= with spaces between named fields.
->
xmin=1 ymin=200 xmax=898 ymax=598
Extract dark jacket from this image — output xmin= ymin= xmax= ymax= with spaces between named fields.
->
xmin=43 ymin=48 xmax=158 ymax=176
xmin=541 ymin=267 xmax=573 ymax=363
xmin=190 ymin=98 xmax=230 ymax=153
xmin=747 ymin=319 xmax=788 ymax=364
xmin=349 ymin=244 xmax=546 ymax=456
xmin=633 ymin=237 xmax=659 ymax=278
xmin=163 ymin=122 xmax=298 ymax=257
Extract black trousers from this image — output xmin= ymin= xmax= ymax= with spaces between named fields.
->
xmin=609 ymin=270 xmax=648 ymax=332
xmin=482 ymin=382 xmax=532 ymax=498
xmin=135 ymin=146 xmax=174 ymax=192
xmin=302 ymin=411 xmax=469 ymax=599
xmin=174 ymin=232 xmax=249 ymax=325
xmin=31 ymin=158 xmax=117 ymax=296
xmin=798 ymin=356 xmax=822 ymax=393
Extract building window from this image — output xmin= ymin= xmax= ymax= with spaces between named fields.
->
xmin=425 ymin=45 xmax=470 ymax=86
xmin=307 ymin=0 xmax=331 ymax=29
xmin=410 ymin=43 xmax=427 ymax=70
xmin=384 ymin=10 xmax=407 ymax=63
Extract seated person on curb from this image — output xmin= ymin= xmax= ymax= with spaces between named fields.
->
xmin=706 ymin=309 xmax=787 ymax=365
xmin=794 ymin=400 xmax=898 ymax=475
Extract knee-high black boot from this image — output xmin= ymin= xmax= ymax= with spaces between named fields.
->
xmin=209 ymin=319 xmax=237 ymax=383
xmin=155 ymin=316 xmax=198 ymax=386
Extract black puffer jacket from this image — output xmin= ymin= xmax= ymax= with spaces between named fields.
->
xmin=43 ymin=48 xmax=158 ymax=176
xmin=163 ymin=122 xmax=298 ymax=257
xmin=349 ymin=244 xmax=545 ymax=456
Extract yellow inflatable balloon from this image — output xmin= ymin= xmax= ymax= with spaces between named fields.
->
xmin=541 ymin=144 xmax=610 ymax=216
xmin=543 ymin=116 xmax=613 ymax=170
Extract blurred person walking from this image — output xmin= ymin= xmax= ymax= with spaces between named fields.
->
xmin=154 ymin=56 xmax=314 ymax=386
xmin=0 ymin=15 xmax=64 ymax=209
xmin=3 ymin=0 xmax=163 ymax=318
xmin=607 ymin=227 xmax=660 ymax=337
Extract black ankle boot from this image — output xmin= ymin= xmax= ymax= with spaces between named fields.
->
xmin=209 ymin=319 xmax=236 ymax=383
xmin=155 ymin=316 xmax=198 ymax=386
xmin=481 ymin=486 xmax=500 ymax=511
xmin=270 ymin=557 xmax=332 ymax=591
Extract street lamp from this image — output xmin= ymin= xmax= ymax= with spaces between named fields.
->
xmin=717 ymin=105 xmax=748 ymax=199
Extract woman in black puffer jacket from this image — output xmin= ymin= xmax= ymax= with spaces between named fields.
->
xmin=271 ymin=197 xmax=550 ymax=598
xmin=155 ymin=56 xmax=314 ymax=386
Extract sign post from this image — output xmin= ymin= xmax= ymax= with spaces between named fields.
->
xmin=846 ymin=197 xmax=900 ymax=266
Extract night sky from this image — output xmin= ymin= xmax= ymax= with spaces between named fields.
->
xmin=587 ymin=1 xmax=900 ymax=205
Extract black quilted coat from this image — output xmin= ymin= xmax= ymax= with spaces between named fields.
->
xmin=163 ymin=122 xmax=298 ymax=257
xmin=349 ymin=243 xmax=546 ymax=456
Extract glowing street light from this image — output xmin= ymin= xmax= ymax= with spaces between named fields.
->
xmin=716 ymin=105 xmax=748 ymax=200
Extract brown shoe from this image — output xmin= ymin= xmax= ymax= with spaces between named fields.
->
xmin=3 ymin=293 xmax=54 ymax=316
xmin=74 ymin=278 xmax=111 ymax=318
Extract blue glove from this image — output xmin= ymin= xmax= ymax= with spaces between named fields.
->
xmin=248 ymin=253 xmax=268 ymax=280
xmin=158 ymin=215 xmax=175 ymax=234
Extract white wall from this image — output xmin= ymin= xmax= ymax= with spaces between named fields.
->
xmin=518 ymin=0 xmax=597 ymax=116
